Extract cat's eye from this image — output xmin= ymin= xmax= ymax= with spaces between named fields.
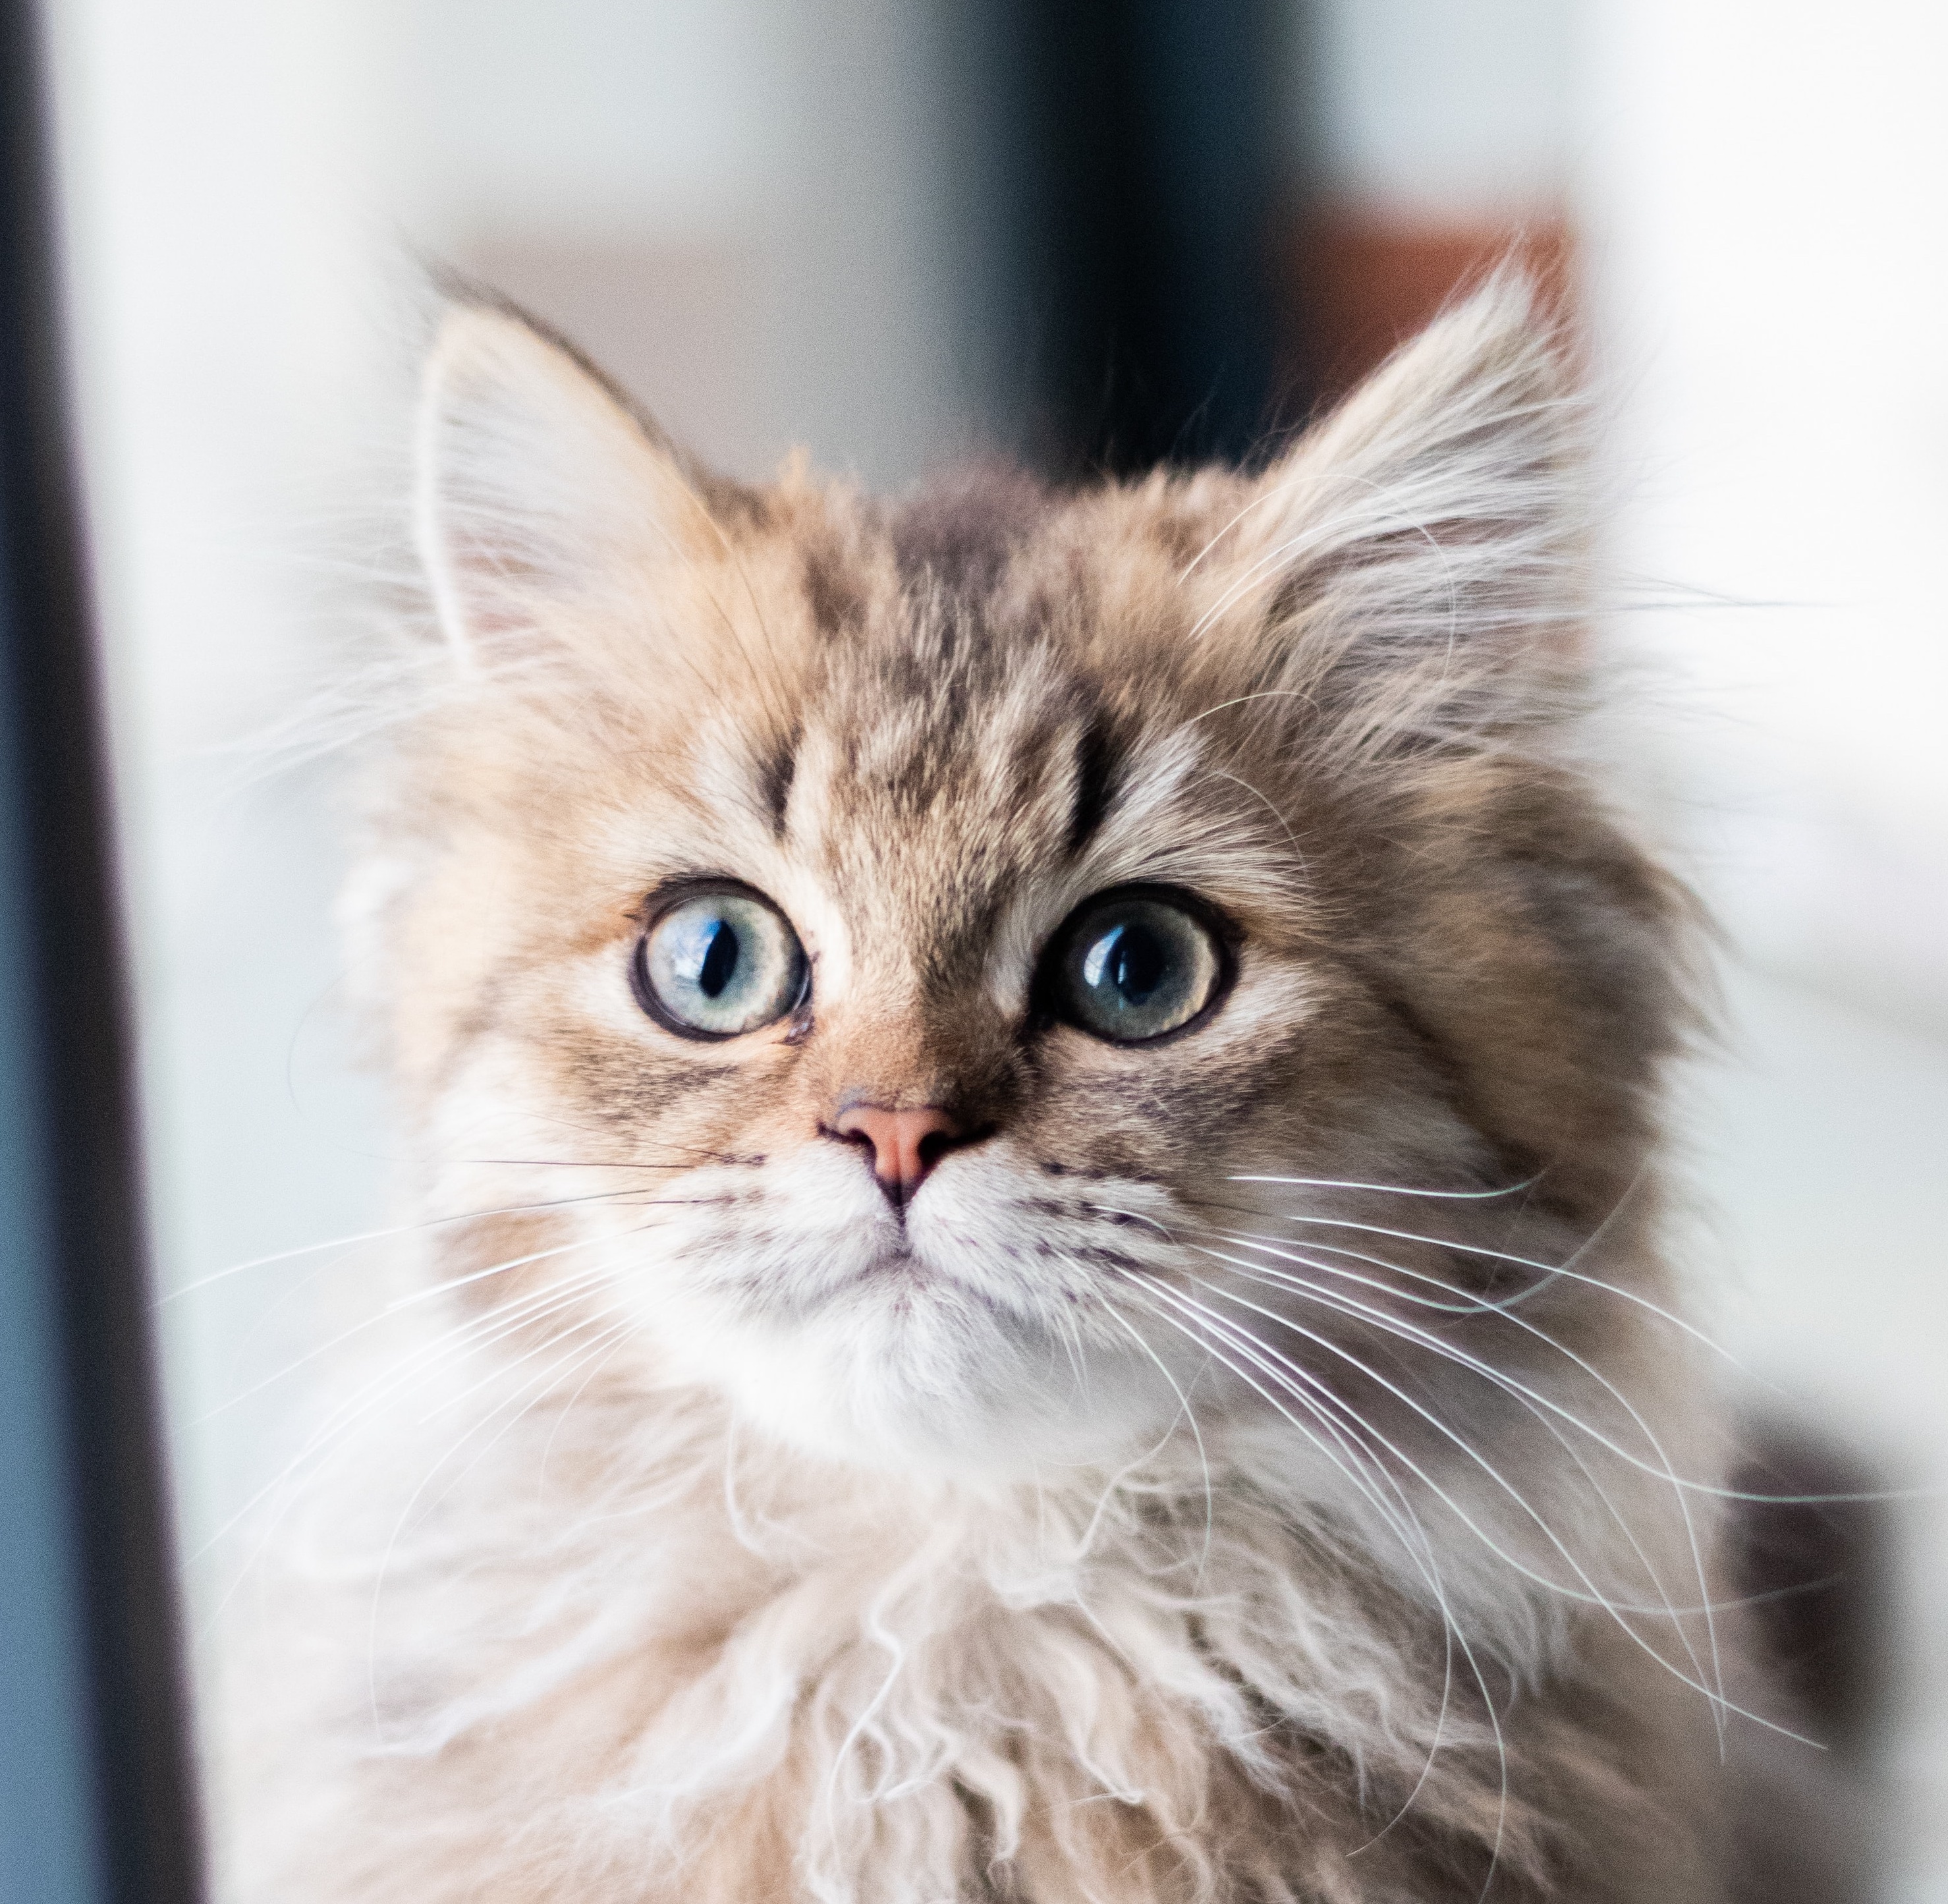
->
xmin=1045 ymin=887 xmax=1230 ymax=1044
xmin=634 ymin=885 xmax=808 ymax=1039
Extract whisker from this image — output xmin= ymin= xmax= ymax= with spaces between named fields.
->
xmin=1231 ymin=1210 xmax=1734 ymax=1355
xmin=411 ymin=1291 xmax=640 ymax=1430
xmin=1114 ymin=1282 xmax=1449 ymax=1608
xmin=200 ymin=1252 xmax=650 ymax=1654
xmin=366 ymin=1306 xmax=644 ymax=1732
xmin=190 ymin=1222 xmax=659 ymax=1580
xmin=1144 ymin=1267 xmax=1729 ymax=1821
xmin=188 ymin=1220 xmax=650 ymax=1426
xmin=1226 ymin=1173 xmax=1542 ymax=1203
xmin=161 ymin=1181 xmax=683 ymax=1302
xmin=1200 ymin=1225 xmax=1901 ymax=1503
xmin=1088 ymin=1296 xmax=1217 ymax=1582
xmin=1192 ymin=1227 xmax=1752 ymax=1500
xmin=536 ymin=1321 xmax=642 ymax=1501
xmin=1167 ymin=1262 xmax=1797 ymax=1735
xmin=1202 ymin=1241 xmax=1735 ymax=1584
xmin=1113 ymin=1278 xmax=1503 ymax=1861
xmin=1194 ymin=1246 xmax=1723 ymax=1704
xmin=453 ymin=1150 xmax=744 ymax=1171
xmin=194 ymin=1266 xmax=613 ymax=1605
xmin=396 ymin=1201 xmax=706 ymax=1308
xmin=1174 ymin=1261 xmax=1654 ymax=1607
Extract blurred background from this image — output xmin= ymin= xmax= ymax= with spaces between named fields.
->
xmin=38 ymin=0 xmax=1947 ymax=1895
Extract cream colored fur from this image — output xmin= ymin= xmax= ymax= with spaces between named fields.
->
xmin=219 ymin=281 xmax=1747 ymax=1903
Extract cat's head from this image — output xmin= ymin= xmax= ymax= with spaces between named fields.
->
xmin=369 ymin=281 xmax=1690 ymax=1486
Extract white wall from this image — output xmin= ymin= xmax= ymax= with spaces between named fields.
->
xmin=1580 ymin=5 xmax=1948 ymax=1893
xmin=1582 ymin=0 xmax=1948 ymax=1034
xmin=1305 ymin=0 xmax=1573 ymax=213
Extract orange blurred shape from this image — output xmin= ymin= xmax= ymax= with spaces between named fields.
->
xmin=1282 ymin=204 xmax=1575 ymax=406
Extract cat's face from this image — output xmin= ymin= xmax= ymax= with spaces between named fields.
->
xmin=377 ymin=289 xmax=1684 ymax=1484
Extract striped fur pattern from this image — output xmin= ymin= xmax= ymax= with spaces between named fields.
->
xmin=227 ymin=281 xmax=1748 ymax=1903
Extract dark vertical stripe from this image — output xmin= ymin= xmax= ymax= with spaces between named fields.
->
xmin=0 ymin=6 xmax=205 ymax=1901
xmin=986 ymin=0 xmax=1291 ymax=473
xmin=1065 ymin=711 xmax=1119 ymax=859
xmin=758 ymin=723 xmax=800 ymax=836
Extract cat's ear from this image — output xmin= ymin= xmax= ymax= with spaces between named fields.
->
xmin=414 ymin=301 xmax=704 ymax=661
xmin=1207 ymin=273 xmax=1585 ymax=762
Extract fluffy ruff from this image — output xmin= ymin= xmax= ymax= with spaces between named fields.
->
xmin=228 ymin=1339 xmax=1714 ymax=1904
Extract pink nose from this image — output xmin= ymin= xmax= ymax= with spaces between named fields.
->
xmin=829 ymin=1104 xmax=966 ymax=1204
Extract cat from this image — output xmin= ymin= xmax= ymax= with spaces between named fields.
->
xmin=223 ymin=275 xmax=1776 ymax=1903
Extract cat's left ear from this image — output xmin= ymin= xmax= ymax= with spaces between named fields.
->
xmin=414 ymin=300 xmax=706 ymax=661
xmin=1203 ymin=273 xmax=1586 ymax=760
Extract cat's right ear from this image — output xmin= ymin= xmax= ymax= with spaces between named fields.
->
xmin=414 ymin=302 xmax=702 ymax=664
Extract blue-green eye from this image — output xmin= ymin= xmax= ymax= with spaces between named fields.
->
xmin=635 ymin=887 xmax=807 ymax=1038
xmin=1052 ymin=889 xmax=1228 ymax=1043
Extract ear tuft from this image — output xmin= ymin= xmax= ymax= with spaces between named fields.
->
xmin=1206 ymin=271 xmax=1586 ymax=764
xmin=414 ymin=301 xmax=699 ymax=662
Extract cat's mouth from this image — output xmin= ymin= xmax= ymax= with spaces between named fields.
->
xmin=841 ymin=1235 xmax=955 ymax=1291
xmin=817 ymin=1218 xmax=1018 ymax=1310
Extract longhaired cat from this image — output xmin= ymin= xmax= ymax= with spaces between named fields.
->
xmin=227 ymin=277 xmax=1770 ymax=1903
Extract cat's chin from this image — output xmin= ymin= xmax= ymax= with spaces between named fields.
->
xmin=731 ymin=1375 xmax=1179 ymax=1480
xmin=670 ymin=1275 xmax=1190 ymax=1480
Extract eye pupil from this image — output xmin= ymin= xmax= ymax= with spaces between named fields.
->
xmin=696 ymin=918 xmax=740 ymax=998
xmin=1084 ymin=924 xmax=1166 ymax=1005
xmin=1109 ymin=926 xmax=1163 ymax=1003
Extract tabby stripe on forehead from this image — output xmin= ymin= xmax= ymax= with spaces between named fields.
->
xmin=1065 ymin=712 xmax=1119 ymax=860
xmin=759 ymin=722 xmax=800 ymax=836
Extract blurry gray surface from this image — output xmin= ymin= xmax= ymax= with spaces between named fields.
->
xmin=1700 ymin=970 xmax=1948 ymax=1903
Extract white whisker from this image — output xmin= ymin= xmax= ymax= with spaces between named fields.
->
xmin=1226 ymin=1173 xmax=1541 ymax=1202
xmin=1235 ymin=1210 xmax=1735 ymax=1355
xmin=1088 ymin=1295 xmax=1217 ymax=1582
xmin=1113 ymin=1276 xmax=1505 ymax=1863
xmin=161 ymin=1180 xmax=678 ymax=1301
xmin=1169 ymin=1259 xmax=1796 ymax=1736
xmin=1196 ymin=1245 xmax=1723 ymax=1705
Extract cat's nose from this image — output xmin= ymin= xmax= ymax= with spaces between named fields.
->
xmin=827 ymin=1104 xmax=969 ymax=1206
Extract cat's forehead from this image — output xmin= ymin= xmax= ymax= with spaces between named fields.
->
xmin=791 ymin=625 xmax=1099 ymax=897
xmin=797 ymin=464 xmax=1208 ymax=757
xmin=667 ymin=478 xmax=1288 ymax=986
xmin=748 ymin=630 xmax=1111 ymax=984
xmin=789 ymin=484 xmax=1155 ymax=851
